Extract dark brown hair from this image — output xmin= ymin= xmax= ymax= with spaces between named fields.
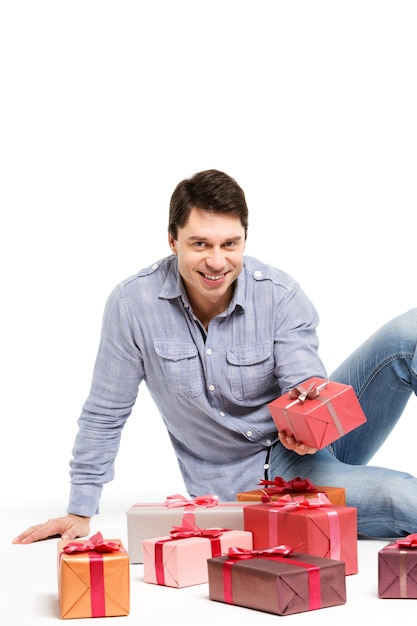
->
xmin=168 ymin=169 xmax=249 ymax=240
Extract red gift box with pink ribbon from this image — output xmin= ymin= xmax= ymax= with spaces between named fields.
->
xmin=142 ymin=516 xmax=253 ymax=588
xmin=208 ymin=544 xmax=346 ymax=615
xmin=378 ymin=534 xmax=417 ymax=598
xmin=243 ymin=493 xmax=358 ymax=575
xmin=57 ymin=532 xmax=130 ymax=619
xmin=127 ymin=493 xmax=257 ymax=564
xmin=267 ymin=376 xmax=367 ymax=449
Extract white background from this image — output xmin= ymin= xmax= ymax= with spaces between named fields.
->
xmin=1 ymin=0 xmax=416 ymax=532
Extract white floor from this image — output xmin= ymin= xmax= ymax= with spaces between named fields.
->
xmin=3 ymin=498 xmax=416 ymax=626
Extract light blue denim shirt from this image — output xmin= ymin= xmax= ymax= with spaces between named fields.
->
xmin=68 ymin=254 xmax=327 ymax=515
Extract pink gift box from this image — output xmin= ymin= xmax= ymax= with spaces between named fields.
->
xmin=268 ymin=376 xmax=367 ymax=449
xmin=378 ymin=535 xmax=417 ymax=598
xmin=243 ymin=494 xmax=358 ymax=575
xmin=127 ymin=494 xmax=256 ymax=563
xmin=143 ymin=529 xmax=253 ymax=588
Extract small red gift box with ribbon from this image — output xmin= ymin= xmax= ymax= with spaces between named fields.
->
xmin=57 ymin=532 xmax=130 ymax=619
xmin=268 ymin=376 xmax=367 ymax=449
xmin=243 ymin=493 xmax=358 ymax=575
xmin=142 ymin=515 xmax=253 ymax=588
xmin=127 ymin=493 xmax=256 ymax=563
xmin=208 ymin=545 xmax=346 ymax=615
xmin=237 ymin=475 xmax=346 ymax=506
xmin=378 ymin=534 xmax=417 ymax=598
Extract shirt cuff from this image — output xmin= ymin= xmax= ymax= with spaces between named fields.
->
xmin=67 ymin=482 xmax=103 ymax=517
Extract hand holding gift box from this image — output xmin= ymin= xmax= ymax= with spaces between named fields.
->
xmin=268 ymin=376 xmax=367 ymax=449
xmin=208 ymin=544 xmax=346 ymax=615
xmin=378 ymin=534 xmax=417 ymax=598
xmin=57 ymin=531 xmax=130 ymax=619
xmin=237 ymin=475 xmax=346 ymax=506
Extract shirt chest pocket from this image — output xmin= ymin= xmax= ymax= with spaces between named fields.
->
xmin=227 ymin=342 xmax=276 ymax=402
xmin=154 ymin=340 xmax=203 ymax=397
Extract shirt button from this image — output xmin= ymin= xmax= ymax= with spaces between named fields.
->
xmin=266 ymin=439 xmax=272 ymax=445
xmin=246 ymin=430 xmax=253 ymax=437
xmin=220 ymin=411 xmax=225 ymax=417
xmin=264 ymin=463 xmax=270 ymax=470
xmin=151 ymin=263 xmax=159 ymax=270
xmin=206 ymin=348 xmax=212 ymax=355
xmin=209 ymin=385 xmax=215 ymax=391
xmin=253 ymin=270 xmax=262 ymax=279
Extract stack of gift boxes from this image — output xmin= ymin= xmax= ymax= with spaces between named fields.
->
xmin=56 ymin=377 xmax=417 ymax=618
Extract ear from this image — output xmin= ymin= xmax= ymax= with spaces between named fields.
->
xmin=168 ymin=233 xmax=177 ymax=254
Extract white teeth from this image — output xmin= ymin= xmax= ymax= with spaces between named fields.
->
xmin=204 ymin=274 xmax=224 ymax=281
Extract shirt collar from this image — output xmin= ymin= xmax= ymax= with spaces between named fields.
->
xmin=159 ymin=255 xmax=246 ymax=314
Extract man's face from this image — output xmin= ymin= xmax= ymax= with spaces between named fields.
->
xmin=168 ymin=207 xmax=246 ymax=310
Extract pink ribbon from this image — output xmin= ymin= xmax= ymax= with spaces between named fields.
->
xmin=154 ymin=518 xmax=225 ymax=585
xmin=164 ymin=493 xmax=220 ymax=536
xmin=61 ymin=532 xmax=122 ymax=617
xmin=222 ymin=545 xmax=321 ymax=610
xmin=264 ymin=494 xmax=341 ymax=561
xmin=165 ymin=493 xmax=219 ymax=508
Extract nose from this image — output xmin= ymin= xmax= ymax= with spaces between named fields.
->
xmin=206 ymin=247 xmax=226 ymax=271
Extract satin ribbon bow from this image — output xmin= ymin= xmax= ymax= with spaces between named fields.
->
xmin=266 ymin=492 xmax=332 ymax=509
xmin=258 ymin=476 xmax=317 ymax=494
xmin=62 ymin=531 xmax=121 ymax=554
xmin=288 ymin=380 xmax=328 ymax=403
xmin=227 ymin=545 xmax=293 ymax=560
xmin=395 ymin=533 xmax=417 ymax=548
xmin=165 ymin=493 xmax=219 ymax=508
xmin=169 ymin=526 xmax=224 ymax=540
xmin=168 ymin=514 xmax=224 ymax=539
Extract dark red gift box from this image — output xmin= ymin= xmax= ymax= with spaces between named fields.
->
xmin=208 ymin=546 xmax=346 ymax=615
xmin=378 ymin=535 xmax=417 ymax=598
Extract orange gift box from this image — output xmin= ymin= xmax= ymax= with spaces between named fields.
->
xmin=57 ymin=532 xmax=130 ymax=619
xmin=268 ymin=377 xmax=367 ymax=449
xmin=237 ymin=476 xmax=346 ymax=506
xmin=143 ymin=527 xmax=253 ymax=588
xmin=243 ymin=494 xmax=358 ymax=575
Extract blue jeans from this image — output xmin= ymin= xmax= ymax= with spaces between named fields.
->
xmin=270 ymin=308 xmax=417 ymax=538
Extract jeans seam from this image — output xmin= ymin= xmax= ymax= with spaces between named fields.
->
xmin=355 ymin=351 xmax=414 ymax=400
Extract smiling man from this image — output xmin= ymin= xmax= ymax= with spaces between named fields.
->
xmin=14 ymin=169 xmax=417 ymax=544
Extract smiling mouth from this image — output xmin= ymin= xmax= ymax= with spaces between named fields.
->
xmin=200 ymin=272 xmax=225 ymax=281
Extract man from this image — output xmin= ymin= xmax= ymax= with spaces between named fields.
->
xmin=14 ymin=169 xmax=417 ymax=544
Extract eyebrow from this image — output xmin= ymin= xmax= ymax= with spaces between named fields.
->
xmin=187 ymin=235 xmax=243 ymax=244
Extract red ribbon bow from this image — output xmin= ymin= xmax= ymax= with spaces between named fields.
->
xmin=165 ymin=493 xmax=219 ymax=508
xmin=395 ymin=533 xmax=417 ymax=548
xmin=288 ymin=380 xmax=328 ymax=403
xmin=62 ymin=531 xmax=121 ymax=554
xmin=226 ymin=545 xmax=293 ymax=560
xmin=258 ymin=476 xmax=317 ymax=499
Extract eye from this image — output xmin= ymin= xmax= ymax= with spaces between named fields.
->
xmin=193 ymin=241 xmax=206 ymax=249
